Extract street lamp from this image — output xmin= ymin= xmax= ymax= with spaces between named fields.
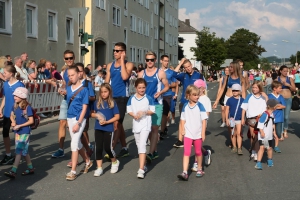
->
xmin=282 ymin=40 xmax=289 ymax=65
xmin=296 ymin=30 xmax=300 ymax=64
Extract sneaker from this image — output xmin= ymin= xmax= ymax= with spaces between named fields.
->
xmin=39 ymin=113 xmax=48 ymax=118
xmin=171 ymin=119 xmax=175 ymax=124
xmin=220 ymin=122 xmax=226 ymax=127
xmin=191 ymin=163 xmax=198 ymax=172
xmin=137 ymin=166 xmax=148 ymax=173
xmin=274 ymin=146 xmax=281 ymax=153
xmin=80 ymin=162 xmax=93 ymax=174
xmin=1 ymin=155 xmax=14 ymax=165
xmin=166 ymin=122 xmax=170 ymax=127
xmin=117 ymin=149 xmax=129 ymax=158
xmin=255 ymin=162 xmax=262 ymax=170
xmin=267 ymin=159 xmax=274 ymax=167
xmin=173 ymin=140 xmax=184 ymax=148
xmin=254 ymin=153 xmax=258 ymax=161
xmin=137 ymin=169 xmax=145 ymax=179
xmin=237 ymin=148 xmax=243 ymax=155
xmin=177 ymin=172 xmax=188 ymax=181
xmin=153 ymin=151 xmax=159 ymax=159
xmin=52 ymin=149 xmax=64 ymax=158
xmin=66 ymin=171 xmax=77 ymax=181
xmin=146 ymin=140 xmax=151 ymax=146
xmin=205 ymin=150 xmax=212 ymax=165
xmin=94 ymin=168 xmax=103 ymax=177
xmin=196 ymin=170 xmax=205 ymax=177
xmin=4 ymin=170 xmax=16 ymax=179
xmin=146 ymin=153 xmax=153 ymax=163
xmin=231 ymin=147 xmax=237 ymax=153
xmin=160 ymin=132 xmax=166 ymax=140
xmin=110 ymin=160 xmax=120 ymax=174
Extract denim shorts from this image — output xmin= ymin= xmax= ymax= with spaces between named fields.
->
xmin=15 ymin=133 xmax=30 ymax=156
xmin=58 ymin=99 xmax=68 ymax=120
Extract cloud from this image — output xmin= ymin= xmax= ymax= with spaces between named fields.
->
xmin=179 ymin=0 xmax=300 ymax=57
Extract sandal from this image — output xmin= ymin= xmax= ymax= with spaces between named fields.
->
xmin=21 ymin=168 xmax=35 ymax=176
xmin=4 ymin=171 xmax=16 ymax=179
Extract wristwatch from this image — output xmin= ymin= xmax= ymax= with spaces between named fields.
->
xmin=77 ymin=122 xmax=82 ymax=127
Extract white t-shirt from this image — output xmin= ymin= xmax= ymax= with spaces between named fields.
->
xmin=241 ymin=94 xmax=266 ymax=118
xmin=257 ymin=112 xmax=274 ymax=140
xmin=198 ymin=95 xmax=212 ymax=113
xmin=181 ymin=102 xmax=208 ymax=140
xmin=15 ymin=65 xmax=29 ymax=80
xmin=94 ymin=75 xmax=104 ymax=91
xmin=126 ymin=94 xmax=155 ymax=133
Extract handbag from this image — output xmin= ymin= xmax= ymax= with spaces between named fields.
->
xmin=219 ymin=75 xmax=229 ymax=106
xmin=229 ymin=97 xmax=240 ymax=135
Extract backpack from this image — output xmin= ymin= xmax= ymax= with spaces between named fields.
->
xmin=252 ymin=111 xmax=274 ymax=134
xmin=291 ymin=96 xmax=300 ymax=111
xmin=22 ymin=105 xmax=40 ymax=130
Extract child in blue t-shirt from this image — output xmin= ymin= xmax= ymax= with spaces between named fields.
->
xmin=4 ymin=87 xmax=34 ymax=179
xmin=268 ymin=81 xmax=286 ymax=153
xmin=90 ymin=83 xmax=120 ymax=177
xmin=127 ymin=78 xmax=155 ymax=179
xmin=225 ymin=84 xmax=244 ymax=155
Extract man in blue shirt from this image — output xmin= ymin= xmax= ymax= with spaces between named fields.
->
xmin=172 ymin=58 xmax=205 ymax=147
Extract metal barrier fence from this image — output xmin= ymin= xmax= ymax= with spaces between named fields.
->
xmin=0 ymin=82 xmax=63 ymax=114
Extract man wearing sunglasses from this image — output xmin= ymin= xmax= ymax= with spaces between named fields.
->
xmin=105 ymin=42 xmax=134 ymax=158
xmin=52 ymin=50 xmax=75 ymax=158
xmin=137 ymin=51 xmax=169 ymax=162
xmin=172 ymin=58 xmax=205 ymax=148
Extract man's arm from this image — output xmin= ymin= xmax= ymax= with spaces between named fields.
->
xmin=104 ymin=62 xmax=112 ymax=83
xmin=121 ymin=61 xmax=134 ymax=80
xmin=174 ymin=58 xmax=186 ymax=72
xmin=156 ymin=70 xmax=169 ymax=97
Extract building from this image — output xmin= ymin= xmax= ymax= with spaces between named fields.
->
xmin=0 ymin=0 xmax=179 ymax=69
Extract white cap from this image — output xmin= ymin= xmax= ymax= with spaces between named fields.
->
xmin=232 ymin=84 xmax=242 ymax=91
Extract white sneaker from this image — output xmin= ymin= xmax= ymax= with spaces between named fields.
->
xmin=254 ymin=153 xmax=258 ymax=161
xmin=205 ymin=150 xmax=212 ymax=166
xmin=191 ymin=162 xmax=198 ymax=172
xmin=94 ymin=168 xmax=103 ymax=177
xmin=137 ymin=169 xmax=145 ymax=179
xmin=166 ymin=122 xmax=170 ymax=127
xmin=171 ymin=119 xmax=175 ymax=124
xmin=137 ymin=166 xmax=148 ymax=173
xmin=220 ymin=122 xmax=226 ymax=127
xmin=110 ymin=160 xmax=120 ymax=174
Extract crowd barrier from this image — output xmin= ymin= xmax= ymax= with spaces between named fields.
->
xmin=0 ymin=81 xmax=63 ymax=114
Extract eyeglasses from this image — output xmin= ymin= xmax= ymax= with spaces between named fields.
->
xmin=64 ymin=57 xmax=74 ymax=60
xmin=113 ymin=49 xmax=124 ymax=53
xmin=146 ymin=59 xmax=155 ymax=62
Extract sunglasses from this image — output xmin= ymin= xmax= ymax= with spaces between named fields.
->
xmin=113 ymin=49 xmax=124 ymax=53
xmin=232 ymin=90 xmax=240 ymax=92
xmin=64 ymin=57 xmax=74 ymax=60
xmin=146 ymin=59 xmax=155 ymax=62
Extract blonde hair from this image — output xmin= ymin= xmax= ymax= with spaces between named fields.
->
xmin=97 ymin=83 xmax=115 ymax=109
xmin=0 ymin=56 xmax=7 ymax=68
xmin=231 ymin=61 xmax=243 ymax=80
xmin=61 ymin=65 xmax=68 ymax=72
xmin=145 ymin=51 xmax=157 ymax=59
xmin=252 ymin=80 xmax=264 ymax=93
xmin=26 ymin=60 xmax=36 ymax=68
xmin=14 ymin=99 xmax=29 ymax=110
xmin=185 ymin=85 xmax=199 ymax=100
xmin=182 ymin=59 xmax=192 ymax=66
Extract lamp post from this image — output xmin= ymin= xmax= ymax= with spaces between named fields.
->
xmin=297 ymin=30 xmax=300 ymax=65
xmin=282 ymin=40 xmax=289 ymax=65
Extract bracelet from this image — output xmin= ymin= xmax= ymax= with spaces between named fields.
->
xmin=77 ymin=122 xmax=82 ymax=127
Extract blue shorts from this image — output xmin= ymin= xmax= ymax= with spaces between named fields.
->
xmin=58 ymin=99 xmax=68 ymax=120
xmin=15 ymin=133 xmax=30 ymax=156
xmin=170 ymin=92 xmax=177 ymax=113
xmin=151 ymin=104 xmax=163 ymax=126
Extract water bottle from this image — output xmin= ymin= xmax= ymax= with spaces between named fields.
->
xmin=263 ymin=138 xmax=269 ymax=149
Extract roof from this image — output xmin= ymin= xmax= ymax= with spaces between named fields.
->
xmin=178 ymin=19 xmax=198 ymax=33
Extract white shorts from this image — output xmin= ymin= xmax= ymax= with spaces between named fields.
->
xmin=58 ymin=99 xmax=68 ymax=120
xmin=224 ymin=95 xmax=230 ymax=105
xmin=134 ymin=130 xmax=150 ymax=154
xmin=67 ymin=117 xmax=86 ymax=151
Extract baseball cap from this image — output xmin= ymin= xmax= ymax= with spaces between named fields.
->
xmin=194 ymin=79 xmax=206 ymax=89
xmin=231 ymin=84 xmax=241 ymax=91
xmin=267 ymin=99 xmax=278 ymax=107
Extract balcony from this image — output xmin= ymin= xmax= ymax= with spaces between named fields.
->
xmin=160 ymin=40 xmax=164 ymax=50
xmin=124 ymin=9 xmax=128 ymax=17
xmin=160 ymin=17 xmax=164 ymax=27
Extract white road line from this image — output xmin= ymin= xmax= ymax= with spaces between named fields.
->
xmin=214 ymin=112 xmax=221 ymax=113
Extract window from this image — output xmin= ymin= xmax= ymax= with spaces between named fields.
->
xmin=169 ymin=15 xmax=173 ymax=27
xmin=48 ymin=10 xmax=57 ymax=41
xmin=150 ymin=36 xmax=153 ymax=50
xmin=66 ymin=17 xmax=74 ymax=43
xmin=97 ymin=0 xmax=106 ymax=10
xmin=144 ymin=0 xmax=149 ymax=9
xmin=137 ymin=48 xmax=143 ymax=63
xmin=143 ymin=20 xmax=146 ymax=35
xmin=138 ymin=17 xmax=142 ymax=34
xmin=124 ymin=28 xmax=127 ymax=44
xmin=112 ymin=5 xmax=121 ymax=26
xmin=130 ymin=14 xmax=136 ymax=32
xmin=166 ymin=33 xmax=168 ymax=44
xmin=154 ymin=1 xmax=158 ymax=15
xmin=0 ymin=0 xmax=11 ymax=34
xmin=26 ymin=3 xmax=38 ymax=38
xmin=154 ymin=26 xmax=158 ymax=39
xmin=139 ymin=0 xmax=143 ymax=5
xmin=150 ymin=12 xmax=153 ymax=28
xmin=124 ymin=0 xmax=128 ymax=9
xmin=130 ymin=47 xmax=136 ymax=62
xmin=165 ymin=11 xmax=169 ymax=23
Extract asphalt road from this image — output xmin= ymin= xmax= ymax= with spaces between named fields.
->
xmin=0 ymin=82 xmax=300 ymax=200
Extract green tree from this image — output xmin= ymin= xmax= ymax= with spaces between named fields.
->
xmin=289 ymin=51 xmax=300 ymax=65
xmin=226 ymin=28 xmax=266 ymax=65
xmin=190 ymin=27 xmax=227 ymax=68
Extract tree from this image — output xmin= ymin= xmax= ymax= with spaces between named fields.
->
xmin=178 ymin=36 xmax=184 ymax=61
xmin=226 ymin=28 xmax=266 ymax=65
xmin=289 ymin=51 xmax=300 ymax=65
xmin=190 ymin=27 xmax=227 ymax=68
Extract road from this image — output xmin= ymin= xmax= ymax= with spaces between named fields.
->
xmin=0 ymin=82 xmax=300 ymax=200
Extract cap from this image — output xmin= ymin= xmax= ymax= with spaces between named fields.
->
xmin=231 ymin=84 xmax=242 ymax=91
xmin=13 ymin=87 xmax=28 ymax=99
xmin=267 ymin=99 xmax=278 ymax=107
xmin=194 ymin=79 xmax=206 ymax=89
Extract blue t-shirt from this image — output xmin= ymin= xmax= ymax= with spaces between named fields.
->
xmin=268 ymin=93 xmax=286 ymax=123
xmin=226 ymin=97 xmax=244 ymax=120
xmin=66 ymin=85 xmax=89 ymax=120
xmin=143 ymin=68 xmax=162 ymax=105
xmin=172 ymin=71 xmax=205 ymax=104
xmin=92 ymin=100 xmax=120 ymax=132
xmin=44 ymin=69 xmax=51 ymax=79
xmin=13 ymin=105 xmax=33 ymax=134
xmin=63 ymin=69 xmax=70 ymax=85
xmin=2 ymin=81 xmax=25 ymax=117
xmin=162 ymin=68 xmax=176 ymax=97
xmin=82 ymin=79 xmax=95 ymax=118
xmin=110 ymin=61 xmax=129 ymax=97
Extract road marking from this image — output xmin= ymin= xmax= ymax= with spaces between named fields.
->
xmin=214 ymin=112 xmax=221 ymax=113
xmin=291 ymin=110 xmax=299 ymax=112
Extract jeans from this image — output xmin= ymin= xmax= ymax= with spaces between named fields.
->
xmin=275 ymin=123 xmax=283 ymax=138
xmin=283 ymin=98 xmax=292 ymax=131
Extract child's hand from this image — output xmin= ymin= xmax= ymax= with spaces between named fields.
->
xmin=226 ymin=120 xmax=230 ymax=127
xmin=100 ymin=120 xmax=107 ymax=125
xmin=13 ymin=125 xmax=20 ymax=131
xmin=11 ymin=122 xmax=16 ymax=127
xmin=212 ymin=102 xmax=218 ymax=109
xmin=72 ymin=123 xmax=80 ymax=133
xmin=202 ymin=134 xmax=206 ymax=142
xmin=181 ymin=131 xmax=185 ymax=136
xmin=261 ymin=132 xmax=265 ymax=138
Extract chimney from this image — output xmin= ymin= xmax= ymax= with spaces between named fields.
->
xmin=185 ymin=19 xmax=190 ymax=26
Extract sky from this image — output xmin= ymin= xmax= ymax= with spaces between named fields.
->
xmin=179 ymin=0 xmax=300 ymax=59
